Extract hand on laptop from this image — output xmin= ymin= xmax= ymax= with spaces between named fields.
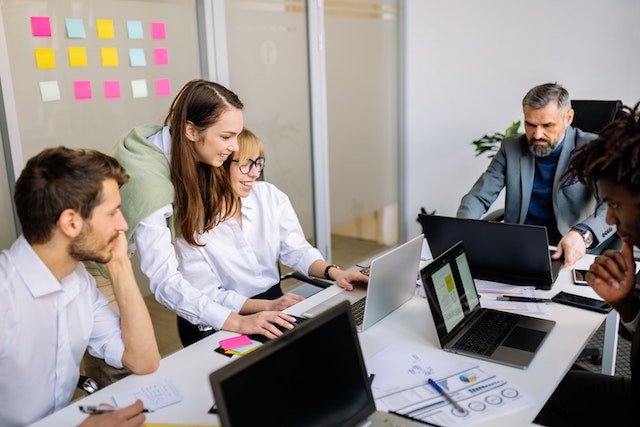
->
xmin=334 ymin=269 xmax=369 ymax=291
xmin=229 ymin=311 xmax=298 ymax=339
xmin=552 ymin=231 xmax=586 ymax=267
xmin=267 ymin=293 xmax=305 ymax=311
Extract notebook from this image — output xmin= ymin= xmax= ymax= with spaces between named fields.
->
xmin=209 ymin=301 xmax=422 ymax=427
xmin=420 ymin=240 xmax=555 ymax=369
xmin=285 ymin=234 xmax=424 ymax=332
xmin=418 ymin=214 xmax=563 ymax=290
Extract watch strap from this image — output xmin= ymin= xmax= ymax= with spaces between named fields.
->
xmin=324 ymin=264 xmax=340 ymax=280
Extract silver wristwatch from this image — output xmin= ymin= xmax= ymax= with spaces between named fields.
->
xmin=571 ymin=226 xmax=594 ymax=249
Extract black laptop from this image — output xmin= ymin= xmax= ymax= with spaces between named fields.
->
xmin=419 ymin=214 xmax=563 ymax=290
xmin=420 ymin=241 xmax=555 ymax=369
xmin=209 ymin=301 xmax=421 ymax=427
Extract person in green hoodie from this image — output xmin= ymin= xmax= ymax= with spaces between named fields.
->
xmin=112 ymin=79 xmax=299 ymax=346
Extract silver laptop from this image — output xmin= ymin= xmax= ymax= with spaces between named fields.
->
xmin=420 ymin=241 xmax=555 ymax=369
xmin=210 ymin=301 xmax=422 ymax=427
xmin=285 ymin=235 xmax=424 ymax=332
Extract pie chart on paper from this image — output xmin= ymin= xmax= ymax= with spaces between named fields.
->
xmin=460 ymin=373 xmax=477 ymax=383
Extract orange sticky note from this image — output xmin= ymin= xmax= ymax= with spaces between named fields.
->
xmin=68 ymin=47 xmax=87 ymax=67
xmin=96 ymin=19 xmax=115 ymax=39
xmin=101 ymin=47 xmax=118 ymax=67
xmin=34 ymin=48 xmax=56 ymax=68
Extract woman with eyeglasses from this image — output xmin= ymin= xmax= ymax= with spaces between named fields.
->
xmin=111 ymin=80 xmax=298 ymax=348
xmin=174 ymin=128 xmax=369 ymax=345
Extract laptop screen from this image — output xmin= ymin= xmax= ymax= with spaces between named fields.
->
xmin=419 ymin=214 xmax=554 ymax=285
xmin=209 ymin=301 xmax=376 ymax=427
xmin=420 ymin=241 xmax=480 ymax=343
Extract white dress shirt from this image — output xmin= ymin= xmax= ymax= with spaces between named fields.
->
xmin=128 ymin=127 xmax=232 ymax=329
xmin=0 ymin=236 xmax=124 ymax=427
xmin=175 ymin=181 xmax=323 ymax=312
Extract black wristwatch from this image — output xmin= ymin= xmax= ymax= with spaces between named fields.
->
xmin=571 ymin=226 xmax=594 ymax=249
xmin=324 ymin=264 xmax=340 ymax=280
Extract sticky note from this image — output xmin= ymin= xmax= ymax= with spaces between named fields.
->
xmin=219 ymin=335 xmax=253 ymax=351
xmin=34 ymin=48 xmax=56 ymax=69
xmin=65 ymin=18 xmax=86 ymax=38
xmin=156 ymin=78 xmax=171 ymax=96
xmin=31 ymin=16 xmax=51 ymax=37
xmin=127 ymin=20 xmax=144 ymax=39
xmin=129 ymin=48 xmax=146 ymax=67
xmin=151 ymin=22 xmax=166 ymax=40
xmin=101 ymin=47 xmax=118 ymax=67
xmin=74 ymin=80 xmax=92 ymax=100
xmin=68 ymin=47 xmax=87 ymax=67
xmin=39 ymin=81 xmax=60 ymax=102
xmin=96 ymin=19 xmax=115 ymax=39
xmin=104 ymin=80 xmax=121 ymax=99
xmin=131 ymin=79 xmax=148 ymax=98
xmin=154 ymin=47 xmax=168 ymax=65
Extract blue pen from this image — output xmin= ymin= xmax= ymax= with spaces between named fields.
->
xmin=428 ymin=378 xmax=465 ymax=413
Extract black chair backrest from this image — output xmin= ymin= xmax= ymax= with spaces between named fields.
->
xmin=571 ymin=99 xmax=622 ymax=134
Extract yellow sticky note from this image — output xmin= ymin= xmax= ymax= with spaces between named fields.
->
xmin=34 ymin=48 xmax=56 ymax=68
xmin=101 ymin=47 xmax=118 ymax=67
xmin=96 ymin=19 xmax=115 ymax=38
xmin=68 ymin=47 xmax=87 ymax=67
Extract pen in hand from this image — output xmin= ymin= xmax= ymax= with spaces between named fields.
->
xmin=428 ymin=378 xmax=466 ymax=413
xmin=79 ymin=405 xmax=151 ymax=414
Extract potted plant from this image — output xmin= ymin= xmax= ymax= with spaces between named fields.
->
xmin=471 ymin=121 xmax=521 ymax=158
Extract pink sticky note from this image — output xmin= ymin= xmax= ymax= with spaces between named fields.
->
xmin=151 ymin=22 xmax=166 ymax=40
xmin=155 ymin=78 xmax=171 ymax=96
xmin=219 ymin=335 xmax=253 ymax=351
xmin=74 ymin=80 xmax=92 ymax=100
xmin=31 ymin=16 xmax=52 ymax=37
xmin=104 ymin=80 xmax=121 ymax=99
xmin=153 ymin=47 xmax=168 ymax=65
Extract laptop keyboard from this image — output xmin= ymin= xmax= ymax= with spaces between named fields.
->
xmin=351 ymin=297 xmax=367 ymax=325
xmin=453 ymin=311 xmax=519 ymax=356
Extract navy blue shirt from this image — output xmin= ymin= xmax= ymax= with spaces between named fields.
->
xmin=525 ymin=140 xmax=564 ymax=245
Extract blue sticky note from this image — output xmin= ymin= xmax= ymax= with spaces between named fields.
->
xmin=127 ymin=20 xmax=144 ymax=39
xmin=65 ymin=18 xmax=86 ymax=39
xmin=129 ymin=48 xmax=146 ymax=67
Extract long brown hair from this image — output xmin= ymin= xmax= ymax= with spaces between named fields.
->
xmin=165 ymin=79 xmax=243 ymax=245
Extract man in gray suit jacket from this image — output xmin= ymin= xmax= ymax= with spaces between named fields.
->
xmin=457 ymin=83 xmax=615 ymax=266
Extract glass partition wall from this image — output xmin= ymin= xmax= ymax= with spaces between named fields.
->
xmin=225 ymin=0 xmax=399 ymax=271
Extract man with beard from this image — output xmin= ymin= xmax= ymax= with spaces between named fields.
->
xmin=457 ymin=83 xmax=615 ymax=266
xmin=0 ymin=147 xmax=159 ymax=427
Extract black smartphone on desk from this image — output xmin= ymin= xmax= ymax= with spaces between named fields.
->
xmin=552 ymin=291 xmax=612 ymax=314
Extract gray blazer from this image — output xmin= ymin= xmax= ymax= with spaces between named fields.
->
xmin=457 ymin=126 xmax=615 ymax=249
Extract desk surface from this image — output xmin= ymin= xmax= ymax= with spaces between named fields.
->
xmin=31 ymin=255 xmax=608 ymax=427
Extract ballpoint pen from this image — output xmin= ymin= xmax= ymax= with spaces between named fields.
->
xmin=427 ymin=378 xmax=466 ymax=414
xmin=496 ymin=295 xmax=553 ymax=303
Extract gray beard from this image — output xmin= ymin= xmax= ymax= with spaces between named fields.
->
xmin=529 ymin=144 xmax=554 ymax=157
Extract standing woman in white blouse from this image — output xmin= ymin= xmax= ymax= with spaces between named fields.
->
xmin=175 ymin=128 xmax=369 ymax=345
xmin=112 ymin=80 xmax=297 ymax=347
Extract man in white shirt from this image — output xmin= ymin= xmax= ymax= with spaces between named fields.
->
xmin=0 ymin=147 xmax=159 ymax=426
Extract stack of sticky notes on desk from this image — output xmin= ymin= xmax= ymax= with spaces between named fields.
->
xmin=218 ymin=335 xmax=262 ymax=356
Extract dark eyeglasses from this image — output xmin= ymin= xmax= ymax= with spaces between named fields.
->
xmin=232 ymin=157 xmax=266 ymax=174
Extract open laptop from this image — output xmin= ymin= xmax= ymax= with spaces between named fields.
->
xmin=209 ymin=301 xmax=422 ymax=427
xmin=419 ymin=214 xmax=563 ymax=290
xmin=420 ymin=240 xmax=555 ymax=369
xmin=285 ymin=234 xmax=424 ymax=332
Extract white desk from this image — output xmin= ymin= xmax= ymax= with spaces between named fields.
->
xmin=31 ymin=255 xmax=613 ymax=427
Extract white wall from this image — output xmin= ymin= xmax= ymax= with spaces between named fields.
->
xmin=402 ymin=0 xmax=640 ymax=238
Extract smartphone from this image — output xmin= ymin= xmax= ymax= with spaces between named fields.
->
xmin=572 ymin=268 xmax=588 ymax=286
xmin=551 ymin=291 xmax=612 ymax=314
